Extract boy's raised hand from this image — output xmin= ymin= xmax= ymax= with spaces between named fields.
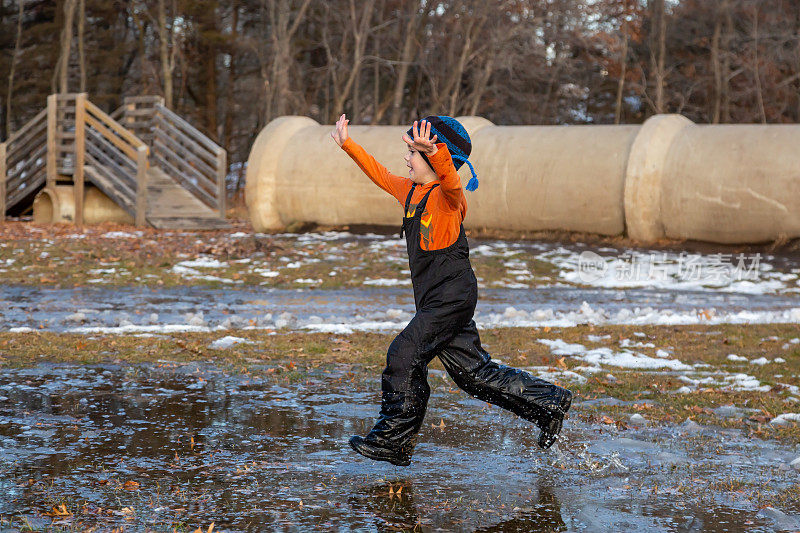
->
xmin=331 ymin=113 xmax=349 ymax=147
xmin=402 ymin=120 xmax=438 ymax=155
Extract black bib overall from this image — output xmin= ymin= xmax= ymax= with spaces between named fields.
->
xmin=362 ymin=183 xmax=569 ymax=457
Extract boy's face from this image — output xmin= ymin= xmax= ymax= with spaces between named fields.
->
xmin=404 ymin=147 xmax=436 ymax=184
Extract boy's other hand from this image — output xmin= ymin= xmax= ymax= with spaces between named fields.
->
xmin=402 ymin=119 xmax=438 ymax=156
xmin=331 ymin=113 xmax=349 ymax=147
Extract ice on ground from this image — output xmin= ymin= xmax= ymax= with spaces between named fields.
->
xmin=724 ymin=373 xmax=771 ymax=392
xmin=476 ymin=302 xmax=800 ymax=329
xmin=101 ymin=231 xmax=143 ymax=238
xmin=363 ymin=278 xmax=412 ymax=286
xmin=538 ymin=338 xmax=691 ymax=370
xmin=770 ymin=413 xmax=800 ymax=426
xmin=171 ymin=264 xmax=238 ymax=284
xmin=302 ymin=321 xmax=405 ymax=335
xmin=294 ymin=278 xmax=322 ymax=284
xmin=176 ymin=257 xmax=228 ymax=268
xmin=68 ymin=324 xmax=210 ymax=334
xmin=209 ymin=336 xmax=254 ymax=349
xmin=727 ymin=354 xmax=748 ymax=362
xmin=540 ymin=246 xmax=795 ymax=295
xmin=749 ymin=357 xmax=770 ymax=365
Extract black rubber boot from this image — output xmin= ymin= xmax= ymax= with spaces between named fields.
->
xmin=535 ymin=387 xmax=573 ymax=449
xmin=348 ymin=390 xmax=427 ymax=467
xmin=348 ymin=435 xmax=412 ymax=466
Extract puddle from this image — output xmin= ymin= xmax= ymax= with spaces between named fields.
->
xmin=1 ymin=285 xmax=798 ymax=334
xmin=1 ymin=363 xmax=798 ymax=530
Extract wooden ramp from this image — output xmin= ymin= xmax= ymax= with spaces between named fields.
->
xmin=3 ymin=93 xmax=228 ymax=229
xmin=145 ymin=167 xmax=229 ymax=229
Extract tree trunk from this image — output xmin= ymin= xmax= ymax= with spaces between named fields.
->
xmin=6 ymin=0 xmax=24 ymax=136
xmin=647 ymin=0 xmax=666 ymax=114
xmin=222 ymin=0 xmax=239 ymax=153
xmin=389 ymin=4 xmax=418 ymax=125
xmin=331 ymin=0 xmax=375 ymax=119
xmin=266 ymin=0 xmax=312 ymax=122
xmin=795 ymin=4 xmax=800 ymax=122
xmin=158 ymin=0 xmax=174 ymax=108
xmin=722 ymin=0 xmax=733 ymax=122
xmin=752 ymin=6 xmax=766 ymax=123
xmin=711 ymin=4 xmax=722 ymax=124
xmin=53 ymin=0 xmax=77 ymax=94
xmin=614 ymin=9 xmax=629 ymax=125
xmin=78 ymin=0 xmax=85 ymax=92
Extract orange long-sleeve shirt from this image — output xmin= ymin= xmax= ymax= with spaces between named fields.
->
xmin=341 ymin=137 xmax=467 ymax=251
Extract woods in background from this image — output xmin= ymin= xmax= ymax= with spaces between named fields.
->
xmin=1 ymin=0 xmax=799 ymax=192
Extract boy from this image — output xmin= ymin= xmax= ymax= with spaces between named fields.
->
xmin=331 ymin=114 xmax=572 ymax=467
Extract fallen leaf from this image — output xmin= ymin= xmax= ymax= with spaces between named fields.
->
xmin=123 ymin=480 xmax=140 ymax=491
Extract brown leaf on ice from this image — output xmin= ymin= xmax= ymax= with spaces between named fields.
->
xmin=43 ymin=504 xmax=71 ymax=517
xmin=123 ymin=480 xmax=140 ymax=490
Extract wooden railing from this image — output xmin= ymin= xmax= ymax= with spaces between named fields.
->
xmin=1 ymin=93 xmax=149 ymax=226
xmin=115 ymin=96 xmax=226 ymax=218
xmin=83 ymin=98 xmax=149 ymax=226
xmin=1 ymin=107 xmax=48 ymax=215
xmin=3 ymin=92 xmax=223 ymax=226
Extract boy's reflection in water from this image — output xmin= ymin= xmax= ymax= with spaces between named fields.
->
xmin=351 ymin=480 xmax=565 ymax=532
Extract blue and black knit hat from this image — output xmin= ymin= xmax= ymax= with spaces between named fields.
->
xmin=406 ymin=115 xmax=479 ymax=191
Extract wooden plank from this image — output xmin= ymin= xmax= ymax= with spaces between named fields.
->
xmin=86 ymin=129 xmax=136 ymax=175
xmin=84 ymin=100 xmax=147 ymax=149
xmin=216 ymin=149 xmax=226 ymax=219
xmin=110 ymin=106 xmax=124 ymax=121
xmin=152 ymin=152 xmax=217 ymax=209
xmin=155 ymin=105 xmax=223 ymax=156
xmin=152 ymin=114 xmax=218 ymax=167
xmin=6 ymin=124 xmax=47 ymax=167
xmin=7 ymin=144 xmax=47 ymax=183
xmin=84 ymin=161 xmax=135 ymax=205
xmin=6 ymin=173 xmax=45 ymax=210
xmin=0 ymin=142 xmax=6 ymax=219
xmin=135 ymin=146 xmax=148 ymax=227
xmin=85 ymin=128 xmax=137 ymax=173
xmin=152 ymin=138 xmax=217 ymax=196
xmin=84 ymin=165 xmax=135 ymax=216
xmin=124 ymin=108 xmax=157 ymax=118
xmin=74 ymin=93 xmax=86 ymax=226
xmin=153 ymin=127 xmax=217 ymax=177
xmin=56 ymin=93 xmax=78 ymax=101
xmin=124 ymin=95 xmax=165 ymax=104
xmin=7 ymin=160 xmax=46 ymax=193
xmin=152 ymin=139 xmax=217 ymax=194
xmin=85 ymin=114 xmax=138 ymax=160
xmin=46 ymin=95 xmax=57 ymax=188
xmin=85 ymin=142 xmax=137 ymax=193
xmin=5 ymin=108 xmax=47 ymax=146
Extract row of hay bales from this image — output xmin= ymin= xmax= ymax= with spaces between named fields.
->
xmin=245 ymin=114 xmax=800 ymax=245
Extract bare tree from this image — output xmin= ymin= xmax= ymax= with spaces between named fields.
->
xmin=264 ymin=0 xmax=312 ymax=121
xmin=53 ymin=0 xmax=78 ymax=94
xmin=78 ymin=0 xmax=85 ymax=91
xmin=6 ymin=0 xmax=24 ymax=135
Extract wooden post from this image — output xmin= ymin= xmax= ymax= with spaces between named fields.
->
xmin=0 ymin=142 xmax=6 ymax=224
xmin=46 ymin=94 xmax=57 ymax=188
xmin=217 ymin=150 xmax=227 ymax=219
xmin=73 ymin=92 xmax=87 ymax=226
xmin=135 ymin=146 xmax=149 ymax=227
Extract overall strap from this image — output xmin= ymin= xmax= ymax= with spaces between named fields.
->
xmin=400 ymin=183 xmax=418 ymax=238
xmin=416 ymin=183 xmax=440 ymax=215
xmin=403 ymin=183 xmax=418 ymax=217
